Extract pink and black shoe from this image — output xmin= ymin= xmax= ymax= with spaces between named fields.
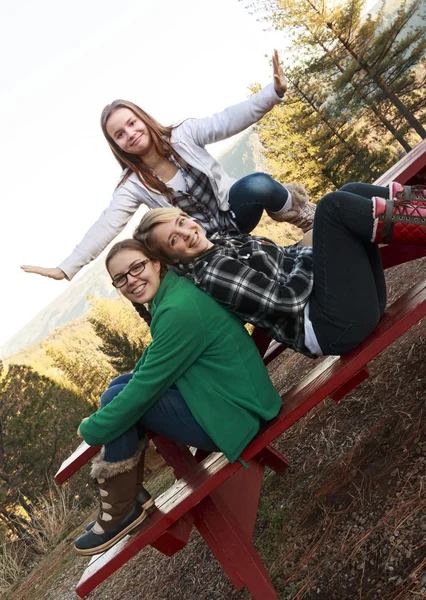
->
xmin=372 ymin=183 xmax=426 ymax=245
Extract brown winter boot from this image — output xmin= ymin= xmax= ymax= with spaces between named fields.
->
xmin=372 ymin=189 xmax=426 ymax=245
xmin=74 ymin=450 xmax=147 ymax=556
xmin=85 ymin=439 xmax=156 ymax=532
xmin=134 ymin=438 xmax=156 ymax=515
xmin=267 ymin=183 xmax=316 ymax=232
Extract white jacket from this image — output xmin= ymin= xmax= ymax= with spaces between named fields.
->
xmin=59 ymin=84 xmax=283 ymax=279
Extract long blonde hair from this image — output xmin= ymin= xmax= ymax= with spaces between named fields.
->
xmin=100 ymin=100 xmax=188 ymax=197
xmin=133 ymin=207 xmax=190 ymax=264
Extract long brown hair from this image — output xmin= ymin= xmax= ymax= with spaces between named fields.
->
xmin=133 ymin=207 xmax=191 ymax=264
xmin=105 ymin=239 xmax=168 ymax=325
xmin=100 ymin=100 xmax=188 ymax=197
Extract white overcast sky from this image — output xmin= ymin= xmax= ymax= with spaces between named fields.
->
xmin=0 ymin=0 xmax=378 ymax=347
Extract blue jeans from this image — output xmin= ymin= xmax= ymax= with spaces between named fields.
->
xmin=310 ymin=183 xmax=388 ymax=355
xmin=229 ymin=173 xmax=289 ymax=233
xmin=101 ymin=374 xmax=218 ymax=463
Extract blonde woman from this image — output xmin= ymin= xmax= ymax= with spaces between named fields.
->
xmin=132 ymin=181 xmax=426 ymax=357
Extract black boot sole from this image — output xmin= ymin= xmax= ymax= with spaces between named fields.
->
xmin=75 ymin=511 xmax=148 ymax=556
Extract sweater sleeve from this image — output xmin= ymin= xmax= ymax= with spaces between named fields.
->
xmin=178 ymin=83 xmax=283 ymax=148
xmin=57 ymin=186 xmax=145 ymax=280
xmin=194 ymin=246 xmax=313 ymax=319
xmin=79 ymin=296 xmax=208 ymax=447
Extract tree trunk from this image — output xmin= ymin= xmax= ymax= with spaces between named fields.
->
xmin=289 ymin=75 xmax=379 ymax=179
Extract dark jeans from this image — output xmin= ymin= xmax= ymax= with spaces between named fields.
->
xmin=229 ymin=173 xmax=289 ymax=233
xmin=310 ymin=182 xmax=388 ymax=355
xmin=102 ymin=374 xmax=218 ymax=463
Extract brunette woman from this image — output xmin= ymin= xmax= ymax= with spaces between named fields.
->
xmin=21 ymin=51 xmax=315 ymax=282
xmin=74 ymin=239 xmax=281 ymax=555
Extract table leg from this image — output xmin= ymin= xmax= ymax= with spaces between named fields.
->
xmin=193 ymin=490 xmax=279 ymax=599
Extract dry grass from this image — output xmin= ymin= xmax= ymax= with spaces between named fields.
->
xmin=29 ymin=482 xmax=82 ymax=554
xmin=0 ymin=541 xmax=27 ymax=597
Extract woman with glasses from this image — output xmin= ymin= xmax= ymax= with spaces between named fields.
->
xmin=74 ymin=238 xmax=281 ymax=556
xmin=21 ymin=50 xmax=315 ymax=283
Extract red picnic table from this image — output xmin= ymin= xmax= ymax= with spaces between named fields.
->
xmin=55 ymin=139 xmax=426 ymax=599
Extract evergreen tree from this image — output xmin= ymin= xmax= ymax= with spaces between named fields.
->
xmin=88 ymin=296 xmax=150 ymax=373
xmin=248 ymin=0 xmax=426 ymax=139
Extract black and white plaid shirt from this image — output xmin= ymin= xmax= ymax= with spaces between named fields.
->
xmin=166 ymin=161 xmax=239 ymax=236
xmin=176 ymin=235 xmax=315 ymax=356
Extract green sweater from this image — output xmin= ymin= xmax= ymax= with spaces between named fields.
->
xmin=80 ymin=271 xmax=281 ymax=463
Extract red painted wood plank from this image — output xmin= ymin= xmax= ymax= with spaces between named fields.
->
xmin=54 ymin=442 xmax=100 ymax=484
xmin=380 ymin=245 xmax=426 ymax=270
xmin=257 ymin=446 xmax=291 ymax=475
xmin=149 ymin=513 xmax=194 ymax=556
xmin=193 ymin=494 xmax=279 ymax=600
xmin=211 ymin=458 xmax=265 ymax=541
xmin=330 ymin=368 xmax=370 ymax=402
xmin=374 ymin=139 xmax=426 ymax=186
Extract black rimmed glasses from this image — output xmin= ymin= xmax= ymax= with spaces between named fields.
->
xmin=111 ymin=259 xmax=151 ymax=288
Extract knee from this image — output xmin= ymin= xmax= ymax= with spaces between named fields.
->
xmin=108 ymin=373 xmax=132 ymax=388
xmin=316 ymin=191 xmax=342 ymax=214
xmin=231 ymin=173 xmax=276 ymax=197
xmin=100 ymin=385 xmax=122 ymax=409
xmin=339 ymin=182 xmax=361 ymax=194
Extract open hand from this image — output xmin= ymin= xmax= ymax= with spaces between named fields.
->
xmin=20 ymin=265 xmax=66 ymax=280
xmin=272 ymin=49 xmax=287 ymax=97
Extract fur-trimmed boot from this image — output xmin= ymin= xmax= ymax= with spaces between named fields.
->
xmin=74 ymin=449 xmax=147 ymax=556
xmin=372 ymin=184 xmax=426 ymax=245
xmin=134 ymin=438 xmax=156 ymax=514
xmin=85 ymin=439 xmax=156 ymax=532
xmin=267 ymin=183 xmax=316 ymax=233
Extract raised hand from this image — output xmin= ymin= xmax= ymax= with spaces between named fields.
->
xmin=20 ymin=265 xmax=66 ymax=280
xmin=272 ymin=49 xmax=287 ymax=97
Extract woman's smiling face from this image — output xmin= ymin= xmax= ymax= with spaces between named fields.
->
xmin=151 ymin=215 xmax=213 ymax=262
xmin=106 ymin=107 xmax=152 ymax=156
xmin=107 ymin=248 xmax=162 ymax=304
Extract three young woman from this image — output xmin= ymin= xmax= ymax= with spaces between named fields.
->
xmin=21 ymin=51 xmax=314 ymax=282
xmin=75 ymin=240 xmax=282 ymax=555
xmin=133 ymin=181 xmax=426 ymax=358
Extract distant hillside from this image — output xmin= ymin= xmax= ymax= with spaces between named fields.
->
xmin=1 ymin=260 xmax=117 ymax=359
xmin=1 ymin=130 xmax=270 ymax=359
xmin=367 ymin=0 xmax=425 ymax=27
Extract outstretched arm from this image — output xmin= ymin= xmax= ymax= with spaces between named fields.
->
xmin=20 ymin=185 xmax=144 ymax=281
xmin=20 ymin=266 xmax=67 ymax=280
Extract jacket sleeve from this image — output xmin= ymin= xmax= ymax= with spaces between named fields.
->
xmin=194 ymin=246 xmax=313 ymax=319
xmin=79 ymin=296 xmax=208 ymax=447
xmin=57 ymin=185 xmax=145 ymax=280
xmin=178 ymin=83 xmax=283 ymax=148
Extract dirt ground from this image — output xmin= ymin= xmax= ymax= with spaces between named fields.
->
xmin=8 ymin=258 xmax=426 ymax=600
